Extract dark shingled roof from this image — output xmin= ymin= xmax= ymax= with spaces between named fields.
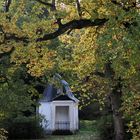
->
xmin=40 ymin=80 xmax=79 ymax=103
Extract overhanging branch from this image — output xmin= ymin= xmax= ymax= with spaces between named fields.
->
xmin=0 ymin=18 xmax=108 ymax=43
xmin=37 ymin=18 xmax=108 ymax=41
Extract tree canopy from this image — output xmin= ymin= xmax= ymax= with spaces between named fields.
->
xmin=0 ymin=0 xmax=140 ymax=139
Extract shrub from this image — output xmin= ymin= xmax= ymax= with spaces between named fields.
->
xmin=80 ymin=120 xmax=97 ymax=132
xmin=95 ymin=115 xmax=113 ymax=140
xmin=80 ymin=115 xmax=113 ymax=139
xmin=1 ymin=116 xmax=45 ymax=139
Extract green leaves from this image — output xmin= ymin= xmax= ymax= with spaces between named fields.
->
xmin=0 ymin=0 xmax=140 ymax=139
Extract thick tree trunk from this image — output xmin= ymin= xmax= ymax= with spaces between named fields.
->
xmin=110 ymin=83 xmax=125 ymax=140
xmin=105 ymin=62 xmax=124 ymax=140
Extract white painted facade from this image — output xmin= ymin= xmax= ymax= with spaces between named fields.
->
xmin=38 ymin=100 xmax=79 ymax=134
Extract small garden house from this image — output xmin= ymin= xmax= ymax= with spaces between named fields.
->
xmin=38 ymin=79 xmax=79 ymax=134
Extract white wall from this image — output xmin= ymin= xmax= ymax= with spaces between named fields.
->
xmin=38 ymin=102 xmax=52 ymax=130
xmin=75 ymin=103 xmax=79 ymax=130
xmin=38 ymin=100 xmax=79 ymax=133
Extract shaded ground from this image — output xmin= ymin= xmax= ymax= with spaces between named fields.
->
xmin=15 ymin=120 xmax=104 ymax=140
xmin=30 ymin=120 xmax=101 ymax=140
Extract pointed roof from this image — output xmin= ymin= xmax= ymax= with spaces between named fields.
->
xmin=40 ymin=80 xmax=79 ymax=103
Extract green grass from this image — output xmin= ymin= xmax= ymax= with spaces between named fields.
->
xmin=35 ymin=116 xmax=113 ymax=140
xmin=44 ymin=131 xmax=101 ymax=140
xmin=17 ymin=120 xmax=102 ymax=140
xmin=37 ymin=120 xmax=101 ymax=140
xmin=11 ymin=116 xmax=113 ymax=140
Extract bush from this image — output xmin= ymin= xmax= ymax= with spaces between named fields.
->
xmin=80 ymin=115 xmax=114 ymax=140
xmin=80 ymin=120 xmax=97 ymax=132
xmin=95 ymin=115 xmax=114 ymax=140
xmin=0 ymin=116 xmax=45 ymax=139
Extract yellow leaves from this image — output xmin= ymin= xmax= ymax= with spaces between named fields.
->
xmin=11 ymin=43 xmax=27 ymax=65
xmin=122 ymin=91 xmax=140 ymax=140
xmin=61 ymin=4 xmax=79 ymax=22
xmin=0 ymin=43 xmax=13 ymax=54
xmin=72 ymin=54 xmax=95 ymax=79
xmin=97 ymin=6 xmax=110 ymax=18
xmin=11 ymin=42 xmax=56 ymax=77
xmin=126 ymin=66 xmax=136 ymax=77
xmin=81 ymin=1 xmax=96 ymax=18
xmin=27 ymin=62 xmax=44 ymax=77
xmin=1 ymin=21 xmax=25 ymax=39
xmin=69 ymin=28 xmax=97 ymax=78
xmin=26 ymin=47 xmax=56 ymax=77
xmin=23 ymin=19 xmax=55 ymax=39
xmin=10 ymin=0 xmax=26 ymax=22
xmin=80 ymin=0 xmax=112 ymax=19
xmin=122 ymin=79 xmax=140 ymax=140
xmin=59 ymin=34 xmax=75 ymax=44
xmin=111 ymin=46 xmax=140 ymax=79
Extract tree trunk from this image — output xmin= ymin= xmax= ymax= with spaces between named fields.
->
xmin=110 ymin=82 xmax=125 ymax=140
xmin=104 ymin=62 xmax=125 ymax=140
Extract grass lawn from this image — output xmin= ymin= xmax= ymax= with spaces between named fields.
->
xmin=43 ymin=131 xmax=101 ymax=140
xmin=15 ymin=120 xmax=102 ymax=140
xmin=10 ymin=116 xmax=113 ymax=140
xmin=33 ymin=120 xmax=101 ymax=140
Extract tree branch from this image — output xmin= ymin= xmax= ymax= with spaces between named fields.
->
xmin=37 ymin=18 xmax=108 ymax=41
xmin=0 ymin=18 xmax=108 ymax=43
xmin=4 ymin=0 xmax=12 ymax=12
xmin=51 ymin=0 xmax=56 ymax=11
xmin=94 ymin=71 xmax=105 ymax=78
xmin=50 ymin=0 xmax=63 ymax=28
xmin=0 ymin=29 xmax=29 ymax=45
xmin=4 ymin=33 xmax=29 ymax=43
xmin=76 ymin=0 xmax=82 ymax=18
